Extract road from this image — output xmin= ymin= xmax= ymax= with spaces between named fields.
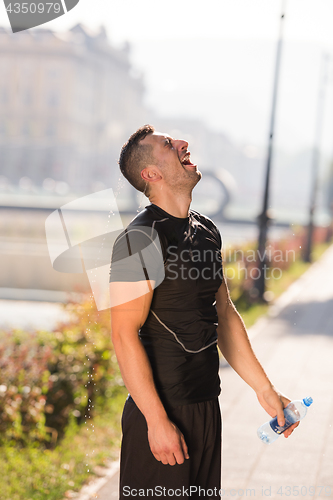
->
xmin=0 ymin=298 xmax=69 ymax=331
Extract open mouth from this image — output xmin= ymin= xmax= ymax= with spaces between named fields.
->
xmin=180 ymin=152 xmax=197 ymax=168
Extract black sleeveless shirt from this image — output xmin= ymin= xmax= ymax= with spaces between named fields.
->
xmin=109 ymin=204 xmax=223 ymax=409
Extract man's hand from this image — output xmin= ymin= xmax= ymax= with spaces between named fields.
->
xmin=147 ymin=417 xmax=189 ymax=466
xmin=256 ymin=385 xmax=300 ymax=438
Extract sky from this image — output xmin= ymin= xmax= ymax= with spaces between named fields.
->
xmin=2 ymin=0 xmax=333 ymax=155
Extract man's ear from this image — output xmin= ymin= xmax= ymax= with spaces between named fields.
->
xmin=141 ymin=166 xmax=162 ymax=184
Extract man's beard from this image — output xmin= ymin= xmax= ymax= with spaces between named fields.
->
xmin=183 ymin=168 xmax=202 ymax=193
xmin=170 ymin=169 xmax=202 ymax=195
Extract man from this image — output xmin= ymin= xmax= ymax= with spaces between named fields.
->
xmin=109 ymin=125 xmax=298 ymax=499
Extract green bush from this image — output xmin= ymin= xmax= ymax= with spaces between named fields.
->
xmin=0 ymin=297 xmax=123 ymax=447
xmin=223 ymin=227 xmax=306 ymax=309
xmin=0 ymin=330 xmax=52 ymax=445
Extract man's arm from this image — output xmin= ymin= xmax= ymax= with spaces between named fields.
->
xmin=215 ymin=281 xmax=298 ymax=438
xmin=110 ymin=281 xmax=189 ymax=465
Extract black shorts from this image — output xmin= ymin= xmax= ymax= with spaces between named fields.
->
xmin=119 ymin=397 xmax=222 ymax=499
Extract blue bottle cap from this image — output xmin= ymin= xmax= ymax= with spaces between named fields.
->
xmin=303 ymin=397 xmax=313 ymax=407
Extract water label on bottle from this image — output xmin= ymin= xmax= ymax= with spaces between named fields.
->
xmin=269 ymin=408 xmax=298 ymax=434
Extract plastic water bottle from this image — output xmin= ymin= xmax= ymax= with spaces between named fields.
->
xmin=257 ymin=397 xmax=313 ymax=444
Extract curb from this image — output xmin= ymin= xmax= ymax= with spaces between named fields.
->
xmin=74 ymin=460 xmax=120 ymax=500
xmin=248 ymin=244 xmax=333 ymax=341
xmin=219 ymin=244 xmax=333 ymax=364
xmin=269 ymin=244 xmax=333 ymax=316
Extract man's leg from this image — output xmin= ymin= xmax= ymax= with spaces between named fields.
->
xmin=168 ymin=399 xmax=221 ymax=498
xmin=119 ymin=398 xmax=221 ymax=500
xmin=120 ymin=398 xmax=191 ymax=499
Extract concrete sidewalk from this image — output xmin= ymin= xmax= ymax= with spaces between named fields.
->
xmin=84 ymin=245 xmax=333 ymax=500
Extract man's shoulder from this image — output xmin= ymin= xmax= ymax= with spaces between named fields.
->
xmin=127 ymin=206 xmax=156 ymax=229
xmin=112 ymin=206 xmax=164 ymax=259
xmin=190 ymin=209 xmax=222 ymax=249
xmin=110 ymin=206 xmax=165 ymax=282
xmin=190 ymin=209 xmax=219 ymax=231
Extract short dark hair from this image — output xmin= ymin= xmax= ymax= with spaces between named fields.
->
xmin=118 ymin=124 xmax=155 ymax=193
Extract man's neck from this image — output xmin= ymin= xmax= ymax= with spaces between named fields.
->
xmin=149 ymin=191 xmax=192 ymax=219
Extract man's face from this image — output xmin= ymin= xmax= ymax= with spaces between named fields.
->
xmin=141 ymin=131 xmax=201 ymax=193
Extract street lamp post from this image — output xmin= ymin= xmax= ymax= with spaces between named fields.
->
xmin=303 ymin=53 xmax=330 ymax=263
xmin=255 ymin=0 xmax=286 ymax=301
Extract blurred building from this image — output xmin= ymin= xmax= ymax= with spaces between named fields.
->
xmin=0 ymin=23 xmax=147 ymax=191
